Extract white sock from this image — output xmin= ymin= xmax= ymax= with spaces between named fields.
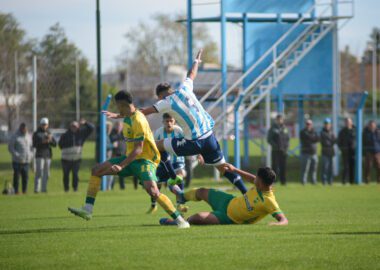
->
xmin=84 ymin=204 xmax=93 ymax=213
xmin=175 ymin=215 xmax=186 ymax=224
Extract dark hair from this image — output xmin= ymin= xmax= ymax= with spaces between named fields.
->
xmin=156 ymin=83 xmax=172 ymax=97
xmin=257 ymin=167 xmax=276 ymax=186
xmin=19 ymin=123 xmax=26 ymax=129
xmin=163 ymin=113 xmax=174 ymax=120
xmin=276 ymin=114 xmax=283 ymax=120
xmin=115 ymin=90 xmax=133 ymax=104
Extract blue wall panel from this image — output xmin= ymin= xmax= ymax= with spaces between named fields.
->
xmin=245 ymin=23 xmax=333 ymax=95
xmin=224 ymin=0 xmax=315 ymax=14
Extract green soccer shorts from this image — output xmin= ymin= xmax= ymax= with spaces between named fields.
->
xmin=207 ymin=189 xmax=235 ymax=225
xmin=108 ymin=156 xmax=158 ymax=184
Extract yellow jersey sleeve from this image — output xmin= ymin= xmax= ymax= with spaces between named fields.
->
xmin=264 ymin=196 xmax=283 ymax=217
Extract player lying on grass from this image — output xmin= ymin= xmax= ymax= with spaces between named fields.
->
xmin=160 ymin=166 xmax=288 ymax=226
xmin=147 ymin=112 xmax=188 ymax=214
xmin=139 ymin=49 xmax=248 ymax=196
xmin=68 ymin=90 xmax=190 ymax=229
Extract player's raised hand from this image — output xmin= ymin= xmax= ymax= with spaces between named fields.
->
xmin=110 ymin=164 xmax=123 ymax=173
xmin=195 ymin=49 xmax=203 ymax=63
xmin=102 ymin=111 xmax=122 ymax=119
xmin=222 ymin=163 xmax=236 ymax=172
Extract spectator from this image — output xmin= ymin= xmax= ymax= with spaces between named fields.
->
xmin=267 ymin=114 xmax=290 ymax=185
xmin=363 ymin=120 xmax=380 ymax=184
xmin=8 ymin=123 xmax=33 ymax=194
xmin=59 ymin=119 xmax=94 ymax=192
xmin=32 ymin=117 xmax=57 ymax=193
xmin=300 ymin=119 xmax=319 ymax=185
xmin=338 ymin=117 xmax=356 ymax=184
xmin=109 ymin=121 xmax=126 ymax=190
xmin=320 ymin=118 xmax=336 ymax=185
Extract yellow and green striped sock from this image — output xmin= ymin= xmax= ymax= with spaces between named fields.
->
xmin=156 ymin=193 xmax=180 ymax=219
xmin=85 ymin=175 xmax=101 ymax=205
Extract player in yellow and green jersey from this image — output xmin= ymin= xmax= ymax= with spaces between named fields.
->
xmin=68 ymin=90 xmax=190 ymax=229
xmin=160 ymin=165 xmax=288 ymax=226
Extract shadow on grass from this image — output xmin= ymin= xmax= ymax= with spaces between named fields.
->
xmin=23 ymin=213 xmax=130 ymax=221
xmin=329 ymin=231 xmax=380 ymax=235
xmin=0 ymin=225 xmax=127 ymax=235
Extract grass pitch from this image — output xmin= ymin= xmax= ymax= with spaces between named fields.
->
xmin=0 ymin=143 xmax=379 ymax=270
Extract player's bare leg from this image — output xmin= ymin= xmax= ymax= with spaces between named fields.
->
xmin=68 ymin=161 xmax=117 ymax=220
xmin=144 ymin=180 xmax=190 ymax=229
xmin=187 ymin=212 xmax=220 ymax=225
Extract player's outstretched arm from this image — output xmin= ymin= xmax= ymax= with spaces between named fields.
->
xmin=223 ymin=163 xmax=256 ymax=183
xmin=187 ymin=49 xmax=202 ymax=81
xmin=140 ymin=106 xmax=158 ymax=116
xmin=110 ymin=141 xmax=143 ymax=173
xmin=269 ymin=213 xmax=288 ymax=226
xmin=102 ymin=110 xmax=124 ymax=119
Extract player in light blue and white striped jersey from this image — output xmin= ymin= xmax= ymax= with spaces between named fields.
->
xmin=141 ymin=49 xmax=247 ymax=196
xmin=147 ymin=113 xmax=188 ymax=214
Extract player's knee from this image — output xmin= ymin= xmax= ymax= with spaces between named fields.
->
xmin=147 ymin=186 xmax=160 ymax=198
xmin=197 ymin=188 xmax=208 ymax=201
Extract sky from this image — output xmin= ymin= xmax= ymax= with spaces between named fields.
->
xmin=1 ymin=0 xmax=379 ymax=72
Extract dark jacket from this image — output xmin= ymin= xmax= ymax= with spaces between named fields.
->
xmin=109 ymin=128 xmax=126 ymax=157
xmin=32 ymin=127 xmax=57 ymax=158
xmin=58 ymin=122 xmax=94 ymax=161
xmin=320 ymin=128 xmax=336 ymax=157
xmin=300 ymin=128 xmax=319 ymax=155
xmin=267 ymin=123 xmax=290 ymax=152
xmin=363 ymin=127 xmax=380 ymax=154
xmin=338 ymin=126 xmax=356 ymax=154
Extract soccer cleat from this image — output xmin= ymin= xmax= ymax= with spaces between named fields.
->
xmin=146 ymin=205 xmax=158 ymax=214
xmin=177 ymin=204 xmax=189 ymax=213
xmin=68 ymin=207 xmax=92 ymax=221
xmin=159 ymin=218 xmax=176 ymax=225
xmin=159 ymin=218 xmax=190 ymax=229
xmin=167 ymin=175 xmax=183 ymax=186
xmin=176 ymin=219 xmax=190 ymax=229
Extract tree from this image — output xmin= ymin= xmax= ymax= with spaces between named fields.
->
xmin=118 ymin=13 xmax=219 ymax=77
xmin=362 ymin=27 xmax=380 ymax=64
xmin=0 ymin=13 xmax=32 ymax=131
xmin=34 ymin=23 xmax=97 ymax=127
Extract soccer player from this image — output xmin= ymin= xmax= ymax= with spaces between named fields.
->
xmin=147 ymin=113 xmax=188 ymax=214
xmin=140 ymin=49 xmax=248 ymax=195
xmin=68 ymin=90 xmax=190 ymax=229
xmin=160 ymin=166 xmax=288 ymax=226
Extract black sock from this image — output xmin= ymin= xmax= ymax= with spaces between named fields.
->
xmin=151 ymin=197 xmax=157 ymax=207
xmin=160 ymin=151 xmax=177 ymax=180
xmin=224 ymin=171 xmax=248 ymax=194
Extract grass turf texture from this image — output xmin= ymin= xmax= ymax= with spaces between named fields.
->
xmin=0 ymin=143 xmax=379 ymax=269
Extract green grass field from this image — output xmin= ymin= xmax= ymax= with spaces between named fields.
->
xmin=0 ymin=143 xmax=379 ymax=270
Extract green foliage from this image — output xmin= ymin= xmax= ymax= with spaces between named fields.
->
xmin=119 ymin=13 xmax=219 ymax=77
xmin=0 ymin=13 xmax=33 ymax=130
xmin=34 ymin=23 xmax=97 ymax=127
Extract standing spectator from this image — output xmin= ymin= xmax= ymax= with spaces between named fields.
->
xmin=32 ymin=117 xmax=57 ymax=193
xmin=109 ymin=121 xmax=127 ymax=190
xmin=338 ymin=117 xmax=356 ymax=184
xmin=300 ymin=119 xmax=319 ymax=185
xmin=8 ymin=123 xmax=33 ymax=194
xmin=59 ymin=119 xmax=94 ymax=192
xmin=363 ymin=120 xmax=380 ymax=184
xmin=267 ymin=114 xmax=290 ymax=185
xmin=320 ymin=118 xmax=336 ymax=185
